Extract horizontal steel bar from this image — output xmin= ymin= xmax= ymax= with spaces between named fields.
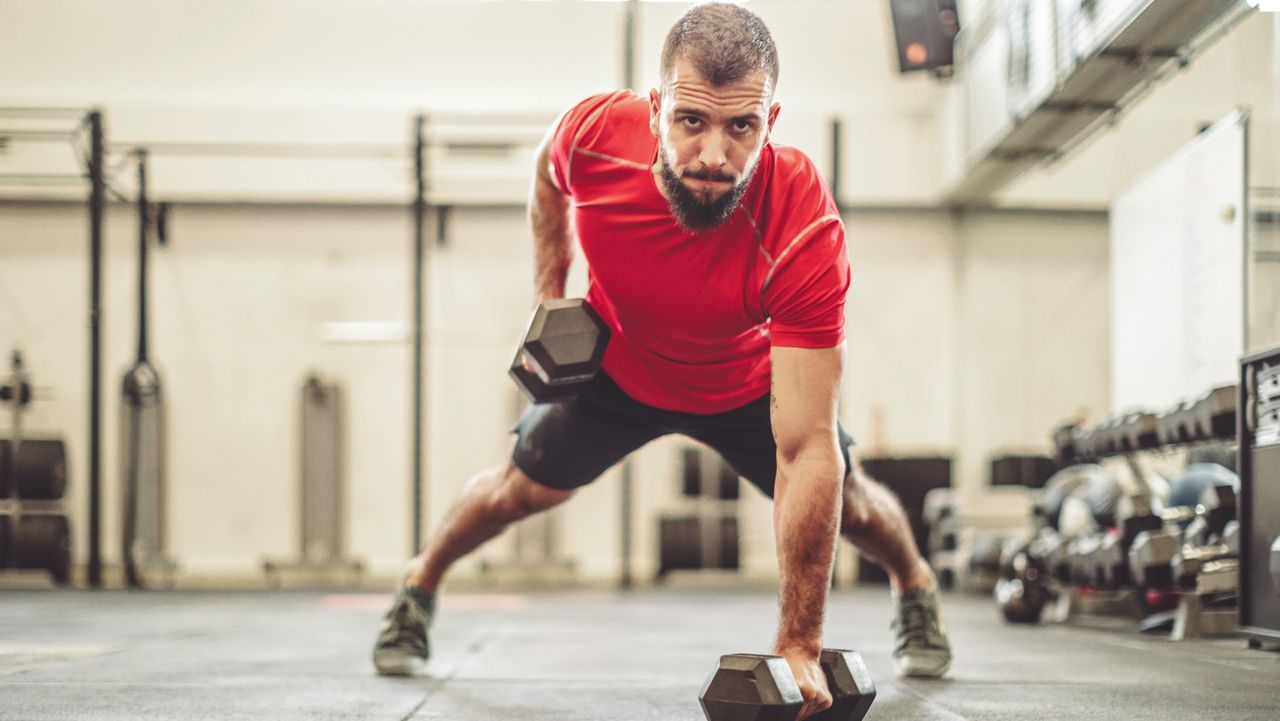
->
xmin=113 ymin=140 xmax=407 ymax=160
xmin=0 ymin=106 xmax=90 ymax=119
xmin=0 ymin=172 xmax=86 ymax=186
xmin=0 ymin=129 xmax=78 ymax=142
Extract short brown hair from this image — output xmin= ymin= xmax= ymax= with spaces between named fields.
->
xmin=659 ymin=2 xmax=779 ymax=91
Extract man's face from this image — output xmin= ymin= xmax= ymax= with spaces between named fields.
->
xmin=649 ymin=58 xmax=780 ymax=233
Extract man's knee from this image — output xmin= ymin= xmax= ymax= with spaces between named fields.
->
xmin=840 ymin=464 xmax=876 ymax=532
xmin=488 ymin=464 xmax=574 ymax=519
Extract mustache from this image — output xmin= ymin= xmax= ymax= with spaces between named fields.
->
xmin=681 ymin=169 xmax=736 ymax=183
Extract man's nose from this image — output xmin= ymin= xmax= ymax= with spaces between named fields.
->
xmin=697 ymin=130 xmax=728 ymax=170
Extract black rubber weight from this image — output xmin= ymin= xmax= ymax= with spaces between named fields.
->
xmin=0 ymin=515 xmax=12 ymax=567
xmin=0 ymin=439 xmax=12 ymax=498
xmin=13 ymin=439 xmax=67 ymax=500
xmin=13 ymin=514 xmax=71 ymax=584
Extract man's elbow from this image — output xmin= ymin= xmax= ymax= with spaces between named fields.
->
xmin=775 ymin=436 xmax=843 ymax=481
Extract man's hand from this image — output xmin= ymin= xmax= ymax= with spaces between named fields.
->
xmin=779 ymin=648 xmax=832 ymax=719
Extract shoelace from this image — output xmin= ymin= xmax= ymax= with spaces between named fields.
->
xmin=385 ymin=599 xmax=427 ymax=650
xmin=895 ymin=600 xmax=935 ymax=648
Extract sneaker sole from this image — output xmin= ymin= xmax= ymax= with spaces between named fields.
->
xmin=373 ymin=650 xmax=428 ymax=677
xmin=893 ymin=655 xmax=951 ymax=679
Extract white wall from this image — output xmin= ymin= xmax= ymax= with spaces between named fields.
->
xmin=0 ymin=0 xmax=947 ymax=206
xmin=841 ymin=209 xmax=957 ymax=454
xmin=951 ymin=210 xmax=1111 ymax=501
xmin=0 ymin=0 xmax=1129 ymax=585
xmin=0 ymin=200 xmax=1110 ymax=582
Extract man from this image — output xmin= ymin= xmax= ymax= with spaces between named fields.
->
xmin=374 ymin=3 xmax=951 ymax=715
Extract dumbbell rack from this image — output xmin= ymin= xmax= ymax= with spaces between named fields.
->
xmin=1049 ymin=383 xmax=1243 ymax=637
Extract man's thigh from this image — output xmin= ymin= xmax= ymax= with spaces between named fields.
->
xmin=685 ymin=396 xmax=854 ymax=498
xmin=510 ymin=373 xmax=665 ymax=490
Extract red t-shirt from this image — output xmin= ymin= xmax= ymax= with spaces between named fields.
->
xmin=548 ymin=90 xmax=849 ymax=414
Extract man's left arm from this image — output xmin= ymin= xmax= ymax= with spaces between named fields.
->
xmin=770 ymin=343 xmax=845 ymax=713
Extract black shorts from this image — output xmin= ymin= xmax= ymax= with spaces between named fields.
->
xmin=510 ymin=372 xmax=854 ymax=498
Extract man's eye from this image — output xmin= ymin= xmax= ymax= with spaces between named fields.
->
xmin=733 ymin=121 xmax=753 ymax=132
xmin=682 ymin=117 xmax=702 ymax=128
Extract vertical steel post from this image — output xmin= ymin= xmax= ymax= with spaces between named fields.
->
xmin=87 ymin=110 xmax=105 ymax=588
xmin=618 ymin=0 xmax=640 ymax=590
xmin=411 ymin=115 xmax=428 ymax=555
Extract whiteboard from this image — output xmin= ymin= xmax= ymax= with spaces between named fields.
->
xmin=1109 ymin=111 xmax=1247 ymax=412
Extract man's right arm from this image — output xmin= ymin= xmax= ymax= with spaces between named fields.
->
xmin=528 ymin=129 xmax=573 ymax=304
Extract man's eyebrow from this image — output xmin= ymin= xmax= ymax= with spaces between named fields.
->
xmin=672 ymin=106 xmax=709 ymax=118
xmin=672 ymin=106 xmax=764 ymax=123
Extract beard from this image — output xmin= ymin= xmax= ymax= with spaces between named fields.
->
xmin=659 ymin=150 xmax=755 ymax=234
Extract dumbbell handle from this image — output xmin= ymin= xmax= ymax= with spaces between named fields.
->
xmin=1159 ymin=507 xmax=1195 ymax=525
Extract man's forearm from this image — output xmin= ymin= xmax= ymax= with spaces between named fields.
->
xmin=528 ymin=173 xmax=573 ymax=302
xmin=773 ymin=453 xmax=843 ymax=655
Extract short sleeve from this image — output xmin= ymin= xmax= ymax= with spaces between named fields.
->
xmin=763 ymin=221 xmax=850 ymax=349
xmin=547 ymin=92 xmax=621 ymax=197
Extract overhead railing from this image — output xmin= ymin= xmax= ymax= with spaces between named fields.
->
xmin=946 ymin=0 xmax=1254 ymax=207
xmin=0 ymin=109 xmax=554 ymax=206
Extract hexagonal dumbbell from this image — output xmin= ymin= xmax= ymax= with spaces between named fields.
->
xmin=699 ymin=649 xmax=875 ymax=721
xmin=1171 ymin=542 xmax=1232 ymax=589
xmin=996 ymin=542 xmax=1052 ymax=624
xmin=508 ymin=299 xmax=610 ymax=404
xmin=1129 ymin=529 xmax=1180 ymax=589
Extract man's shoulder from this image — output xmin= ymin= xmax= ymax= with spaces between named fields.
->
xmin=764 ymin=144 xmax=829 ymax=198
xmin=560 ymin=90 xmax=649 ymax=154
xmin=757 ymin=143 xmax=842 ymax=243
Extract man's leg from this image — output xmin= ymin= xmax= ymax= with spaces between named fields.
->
xmin=404 ymin=460 xmax=575 ymax=594
xmin=839 ymin=454 xmax=951 ymax=679
xmin=837 ymin=456 xmax=933 ymax=594
xmin=374 ymin=460 xmax=573 ymax=676
xmin=374 ymin=372 xmax=662 ymax=676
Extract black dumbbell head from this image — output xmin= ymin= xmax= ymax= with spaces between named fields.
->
xmin=699 ymin=654 xmax=802 ymax=721
xmin=521 ymin=299 xmax=609 ymax=384
xmin=811 ymin=649 xmax=875 ymax=721
xmin=996 ymin=577 xmax=1049 ymax=623
xmin=510 ymin=299 xmax=610 ymax=404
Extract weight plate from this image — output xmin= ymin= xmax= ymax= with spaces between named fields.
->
xmin=13 ymin=439 xmax=67 ymax=500
xmin=0 ymin=439 xmax=12 ymax=498
xmin=13 ymin=514 xmax=71 ymax=584
xmin=0 ymin=514 xmax=12 ymax=567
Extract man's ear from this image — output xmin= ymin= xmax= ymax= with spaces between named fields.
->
xmin=766 ymin=101 xmax=782 ymax=135
xmin=649 ymin=87 xmax=662 ymax=137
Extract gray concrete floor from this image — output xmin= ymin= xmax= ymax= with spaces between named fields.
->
xmin=1 ymin=586 xmax=1277 ymax=720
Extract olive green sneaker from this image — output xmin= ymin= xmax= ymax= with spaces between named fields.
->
xmin=372 ymin=586 xmax=436 ymax=676
xmin=891 ymin=587 xmax=952 ymax=678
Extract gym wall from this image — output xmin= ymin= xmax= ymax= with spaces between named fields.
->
xmin=0 ymin=0 xmax=1273 ymax=584
xmin=0 ymin=0 xmax=946 ymax=206
xmin=0 ymin=197 xmax=1108 ymax=580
